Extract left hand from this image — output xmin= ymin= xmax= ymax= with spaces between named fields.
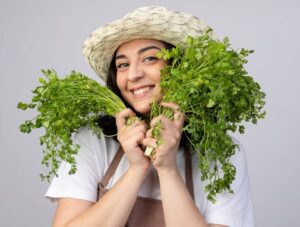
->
xmin=116 ymin=108 xmax=151 ymax=171
xmin=142 ymin=102 xmax=185 ymax=171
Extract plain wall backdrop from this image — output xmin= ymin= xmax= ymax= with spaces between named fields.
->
xmin=1 ymin=0 xmax=299 ymax=226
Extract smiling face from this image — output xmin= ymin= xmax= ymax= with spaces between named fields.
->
xmin=115 ymin=39 xmax=167 ymax=116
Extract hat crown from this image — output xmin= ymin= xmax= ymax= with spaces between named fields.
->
xmin=124 ymin=6 xmax=169 ymax=19
xmin=83 ymin=6 xmax=213 ymax=82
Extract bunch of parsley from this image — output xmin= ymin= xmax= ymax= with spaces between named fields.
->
xmin=18 ymin=31 xmax=266 ymax=202
xmin=18 ymin=70 xmax=126 ymax=181
xmin=152 ymin=31 xmax=266 ymax=202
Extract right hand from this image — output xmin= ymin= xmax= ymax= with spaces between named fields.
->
xmin=116 ymin=108 xmax=151 ymax=171
xmin=142 ymin=102 xmax=185 ymax=172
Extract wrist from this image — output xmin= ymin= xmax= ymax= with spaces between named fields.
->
xmin=156 ymin=166 xmax=180 ymax=178
xmin=127 ymin=165 xmax=149 ymax=181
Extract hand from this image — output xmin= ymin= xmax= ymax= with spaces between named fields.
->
xmin=116 ymin=108 xmax=151 ymax=171
xmin=142 ymin=102 xmax=185 ymax=172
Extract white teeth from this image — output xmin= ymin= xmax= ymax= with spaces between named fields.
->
xmin=133 ymin=86 xmax=150 ymax=95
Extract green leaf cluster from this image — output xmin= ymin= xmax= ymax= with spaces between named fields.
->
xmin=18 ymin=70 xmax=126 ymax=181
xmin=155 ymin=30 xmax=266 ymax=202
xmin=17 ymin=30 xmax=266 ymax=203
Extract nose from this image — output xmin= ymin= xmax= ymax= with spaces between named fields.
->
xmin=127 ymin=62 xmax=144 ymax=81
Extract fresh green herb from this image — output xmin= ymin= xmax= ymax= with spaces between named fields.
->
xmin=18 ymin=30 xmax=266 ymax=203
xmin=145 ymin=101 xmax=175 ymax=159
xmin=152 ymin=30 xmax=266 ymax=202
xmin=18 ymin=69 xmax=127 ymax=181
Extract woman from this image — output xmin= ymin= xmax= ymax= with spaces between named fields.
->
xmin=46 ymin=6 xmax=254 ymax=227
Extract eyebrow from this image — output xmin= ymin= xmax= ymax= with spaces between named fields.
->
xmin=115 ymin=45 xmax=162 ymax=61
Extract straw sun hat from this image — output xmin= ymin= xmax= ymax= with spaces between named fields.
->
xmin=83 ymin=6 xmax=212 ymax=82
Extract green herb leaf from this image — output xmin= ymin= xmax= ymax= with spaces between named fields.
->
xmin=153 ymin=31 xmax=266 ymax=202
xmin=18 ymin=70 xmax=127 ymax=181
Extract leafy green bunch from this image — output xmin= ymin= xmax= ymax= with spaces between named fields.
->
xmin=154 ymin=31 xmax=266 ymax=202
xmin=18 ymin=70 xmax=126 ymax=181
xmin=18 ymin=30 xmax=266 ymax=202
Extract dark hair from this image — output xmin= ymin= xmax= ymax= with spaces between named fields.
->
xmin=97 ymin=41 xmax=189 ymax=147
xmin=95 ymin=57 xmax=129 ymax=137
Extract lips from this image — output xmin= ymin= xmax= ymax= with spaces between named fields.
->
xmin=130 ymin=85 xmax=155 ymax=97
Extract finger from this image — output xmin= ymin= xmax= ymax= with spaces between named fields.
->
xmin=136 ymin=131 xmax=146 ymax=144
xmin=149 ymin=116 xmax=183 ymax=145
xmin=150 ymin=115 xmax=174 ymax=129
xmin=141 ymin=137 xmax=158 ymax=149
xmin=173 ymin=110 xmax=185 ymax=128
xmin=160 ymin=102 xmax=184 ymax=127
xmin=139 ymin=120 xmax=149 ymax=131
xmin=133 ymin=121 xmax=148 ymax=135
xmin=146 ymin=128 xmax=153 ymax=138
xmin=120 ymin=121 xmax=148 ymax=141
xmin=150 ymin=115 xmax=167 ymax=128
xmin=116 ymin=108 xmax=136 ymax=129
xmin=142 ymin=137 xmax=158 ymax=159
xmin=160 ymin=102 xmax=180 ymax=111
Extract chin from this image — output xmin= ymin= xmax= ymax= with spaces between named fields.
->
xmin=133 ymin=104 xmax=151 ymax=116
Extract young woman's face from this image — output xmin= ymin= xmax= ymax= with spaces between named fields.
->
xmin=115 ymin=39 xmax=166 ymax=116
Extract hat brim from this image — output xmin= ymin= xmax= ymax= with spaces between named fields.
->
xmin=83 ymin=6 xmax=212 ymax=82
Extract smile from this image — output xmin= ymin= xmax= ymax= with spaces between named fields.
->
xmin=131 ymin=86 xmax=154 ymax=97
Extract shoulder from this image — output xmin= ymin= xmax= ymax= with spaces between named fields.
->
xmin=230 ymin=136 xmax=248 ymax=168
xmin=72 ymin=127 xmax=119 ymax=162
xmin=72 ymin=127 xmax=118 ymax=151
xmin=45 ymin=127 xmax=120 ymax=202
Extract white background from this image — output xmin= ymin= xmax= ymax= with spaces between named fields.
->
xmin=1 ymin=0 xmax=299 ymax=226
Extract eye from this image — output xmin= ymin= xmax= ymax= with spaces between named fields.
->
xmin=144 ymin=56 xmax=158 ymax=62
xmin=116 ymin=62 xmax=129 ymax=69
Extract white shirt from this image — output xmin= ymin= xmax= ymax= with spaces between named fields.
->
xmin=46 ymin=127 xmax=254 ymax=226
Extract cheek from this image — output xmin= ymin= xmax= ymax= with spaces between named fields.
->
xmin=152 ymin=62 xmax=165 ymax=82
xmin=146 ymin=67 xmax=161 ymax=83
xmin=154 ymin=71 xmax=161 ymax=84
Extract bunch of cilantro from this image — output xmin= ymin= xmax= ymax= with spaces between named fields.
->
xmin=18 ymin=70 xmax=127 ymax=181
xmin=152 ymin=30 xmax=266 ymax=202
xmin=18 ymin=31 xmax=266 ymax=202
